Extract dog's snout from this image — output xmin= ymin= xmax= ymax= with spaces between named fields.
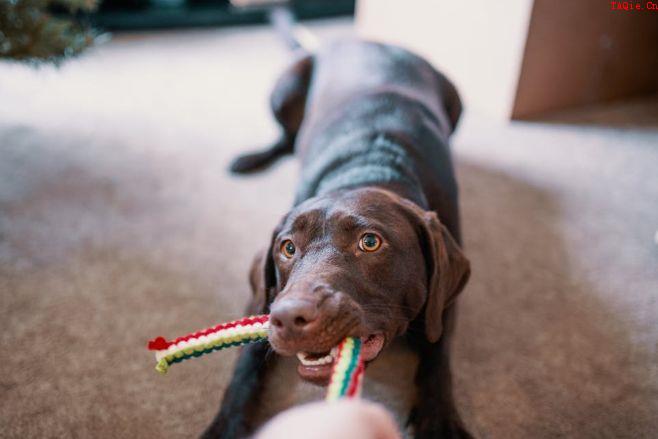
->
xmin=270 ymin=299 xmax=318 ymax=335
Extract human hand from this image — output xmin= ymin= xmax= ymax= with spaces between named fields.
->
xmin=255 ymin=399 xmax=401 ymax=439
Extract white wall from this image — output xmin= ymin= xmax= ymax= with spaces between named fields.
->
xmin=356 ymin=0 xmax=533 ymax=120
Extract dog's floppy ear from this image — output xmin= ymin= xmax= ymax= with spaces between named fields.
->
xmin=246 ymin=230 xmax=280 ymax=315
xmin=420 ymin=210 xmax=470 ymax=342
xmin=396 ymin=196 xmax=470 ymax=342
xmin=395 ymin=195 xmax=470 ymax=342
xmin=403 ymin=201 xmax=471 ymax=343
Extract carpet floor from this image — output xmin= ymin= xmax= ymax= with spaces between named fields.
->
xmin=1 ymin=20 xmax=656 ymax=438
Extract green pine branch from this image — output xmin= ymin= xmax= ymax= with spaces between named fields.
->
xmin=0 ymin=0 xmax=99 ymax=63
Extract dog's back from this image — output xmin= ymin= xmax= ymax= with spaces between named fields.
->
xmin=301 ymin=40 xmax=451 ymax=130
xmin=295 ymin=40 xmax=463 ymax=240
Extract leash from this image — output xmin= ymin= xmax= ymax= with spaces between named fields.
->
xmin=147 ymin=314 xmax=365 ymax=400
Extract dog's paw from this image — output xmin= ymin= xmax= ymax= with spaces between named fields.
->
xmin=229 ymin=152 xmax=269 ymax=174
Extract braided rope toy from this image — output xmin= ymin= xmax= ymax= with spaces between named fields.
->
xmin=147 ymin=314 xmax=365 ymax=400
xmin=325 ymin=337 xmax=364 ymax=401
xmin=147 ymin=315 xmax=269 ymax=374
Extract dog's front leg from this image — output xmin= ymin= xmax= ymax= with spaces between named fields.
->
xmin=411 ymin=308 xmax=472 ymax=439
xmin=201 ymin=342 xmax=271 ymax=439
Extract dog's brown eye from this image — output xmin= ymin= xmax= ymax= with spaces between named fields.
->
xmin=281 ymin=240 xmax=296 ymax=258
xmin=359 ymin=233 xmax=382 ymax=252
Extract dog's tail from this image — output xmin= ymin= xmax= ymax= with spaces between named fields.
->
xmin=231 ymin=1 xmax=318 ymax=51
xmin=268 ymin=6 xmax=319 ymax=53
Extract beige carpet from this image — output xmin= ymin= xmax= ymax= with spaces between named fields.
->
xmin=1 ymin=20 xmax=657 ymax=438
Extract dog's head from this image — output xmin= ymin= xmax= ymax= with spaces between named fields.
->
xmin=249 ymin=187 xmax=469 ymax=384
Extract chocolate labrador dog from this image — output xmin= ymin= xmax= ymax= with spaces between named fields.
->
xmin=203 ymin=40 xmax=471 ymax=438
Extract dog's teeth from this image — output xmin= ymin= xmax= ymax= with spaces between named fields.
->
xmin=296 ymin=352 xmax=314 ymax=366
xmin=296 ymin=351 xmax=334 ymax=366
xmin=330 ymin=346 xmax=338 ymax=359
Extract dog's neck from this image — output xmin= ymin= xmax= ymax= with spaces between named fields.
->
xmin=250 ymin=337 xmax=419 ymax=438
xmin=295 ymin=133 xmax=428 ymax=209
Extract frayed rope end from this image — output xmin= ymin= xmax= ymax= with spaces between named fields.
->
xmin=155 ymin=358 xmax=169 ymax=374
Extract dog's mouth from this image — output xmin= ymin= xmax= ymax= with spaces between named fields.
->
xmin=295 ymin=333 xmax=385 ymax=385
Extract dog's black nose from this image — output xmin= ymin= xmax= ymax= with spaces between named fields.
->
xmin=270 ymin=299 xmax=318 ymax=336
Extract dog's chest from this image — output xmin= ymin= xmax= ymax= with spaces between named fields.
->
xmin=251 ymin=338 xmax=419 ymax=437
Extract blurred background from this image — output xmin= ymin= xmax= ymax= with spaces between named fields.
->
xmin=1 ymin=0 xmax=657 ymax=438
